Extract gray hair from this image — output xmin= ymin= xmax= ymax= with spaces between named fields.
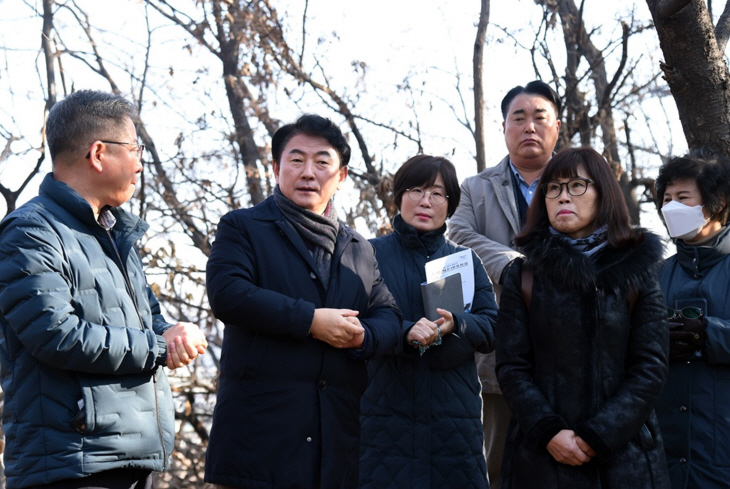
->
xmin=46 ymin=90 xmax=137 ymax=162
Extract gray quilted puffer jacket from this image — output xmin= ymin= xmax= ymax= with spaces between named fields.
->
xmin=0 ymin=173 xmax=174 ymax=489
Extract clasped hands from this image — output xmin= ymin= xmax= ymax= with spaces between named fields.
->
xmin=406 ymin=308 xmax=455 ymax=350
xmin=162 ymin=321 xmax=208 ymax=370
xmin=310 ymin=308 xmax=365 ymax=349
xmin=547 ymin=429 xmax=596 ymax=466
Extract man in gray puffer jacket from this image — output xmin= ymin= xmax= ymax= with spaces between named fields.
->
xmin=0 ymin=90 xmax=207 ymax=489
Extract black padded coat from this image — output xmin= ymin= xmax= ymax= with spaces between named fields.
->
xmin=496 ymin=230 xmax=670 ymax=489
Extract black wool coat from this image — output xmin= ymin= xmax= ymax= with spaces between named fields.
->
xmin=204 ymin=196 xmax=402 ymax=489
xmin=496 ymin=230 xmax=671 ymax=489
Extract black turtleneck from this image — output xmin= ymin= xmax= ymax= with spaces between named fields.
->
xmin=392 ymin=214 xmax=447 ymax=256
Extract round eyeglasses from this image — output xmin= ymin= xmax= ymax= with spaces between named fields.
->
xmin=543 ymin=178 xmax=595 ymax=199
xmin=405 ymin=187 xmax=448 ymax=206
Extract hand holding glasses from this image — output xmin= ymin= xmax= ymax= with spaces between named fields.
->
xmin=667 ymin=306 xmax=706 ymax=362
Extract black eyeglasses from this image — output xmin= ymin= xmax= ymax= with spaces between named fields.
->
xmin=85 ymin=140 xmax=145 ymax=160
xmin=543 ymin=178 xmax=595 ymax=199
xmin=405 ymin=187 xmax=448 ymax=206
xmin=667 ymin=306 xmax=703 ymax=320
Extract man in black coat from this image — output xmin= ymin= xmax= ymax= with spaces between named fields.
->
xmin=204 ymin=115 xmax=402 ymax=489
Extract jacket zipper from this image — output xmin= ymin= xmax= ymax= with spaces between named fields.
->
xmin=152 ymin=374 xmax=168 ymax=469
xmin=106 ymin=229 xmax=145 ymax=330
xmin=595 ymin=287 xmax=605 ymax=320
xmin=594 ymin=286 xmax=604 ymax=414
xmin=106 ymin=229 xmax=168 ymax=468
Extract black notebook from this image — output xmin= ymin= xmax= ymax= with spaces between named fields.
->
xmin=420 ymin=273 xmax=464 ymax=321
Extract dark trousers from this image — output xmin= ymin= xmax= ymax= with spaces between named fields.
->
xmin=483 ymin=393 xmax=511 ymax=489
xmin=24 ymin=469 xmax=153 ymax=489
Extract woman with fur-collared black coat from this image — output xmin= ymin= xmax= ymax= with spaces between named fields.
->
xmin=495 ymin=147 xmax=670 ymax=489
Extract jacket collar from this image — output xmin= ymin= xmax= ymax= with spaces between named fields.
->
xmin=392 ymin=213 xmax=446 ymax=255
xmin=478 ymin=156 xmax=521 ymax=235
xmin=39 ymin=172 xmax=148 ymax=241
xmin=675 ymin=225 xmax=730 ymax=277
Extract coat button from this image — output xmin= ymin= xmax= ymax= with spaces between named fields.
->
xmin=679 ymin=406 xmax=687 ymax=412
xmin=306 ymin=437 xmax=312 ymax=442
xmin=318 ymin=380 xmax=327 ymax=390
xmin=679 ymin=458 xmax=687 ymax=464
xmin=310 ymin=272 xmax=317 ymax=280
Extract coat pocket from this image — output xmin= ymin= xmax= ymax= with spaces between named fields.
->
xmin=237 ymin=333 xmax=269 ymax=380
xmin=636 ymin=423 xmax=656 ymax=450
xmin=76 ymin=373 xmax=155 ymax=436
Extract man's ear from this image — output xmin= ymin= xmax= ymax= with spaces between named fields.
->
xmin=272 ymin=160 xmax=280 ymax=182
xmin=337 ymin=165 xmax=348 ymax=189
xmin=86 ymin=141 xmax=105 ymax=173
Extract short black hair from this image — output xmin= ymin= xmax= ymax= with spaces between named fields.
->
xmin=271 ymin=114 xmax=351 ymax=167
xmin=655 ymin=147 xmax=730 ymax=225
xmin=501 ymin=80 xmax=562 ymax=120
xmin=393 ymin=154 xmax=461 ymax=218
xmin=46 ymin=90 xmax=137 ymax=162
xmin=517 ymin=146 xmax=640 ymax=248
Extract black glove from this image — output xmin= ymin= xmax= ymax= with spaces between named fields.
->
xmin=668 ymin=316 xmax=707 ymax=362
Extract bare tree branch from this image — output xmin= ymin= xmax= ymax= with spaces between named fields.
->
xmin=42 ymin=0 xmax=57 ymax=108
xmin=715 ymin=0 xmax=730 ymax=52
xmin=600 ymin=21 xmax=630 ymax=112
xmin=299 ymin=0 xmax=309 ymax=65
xmin=656 ymin=0 xmax=692 ymax=18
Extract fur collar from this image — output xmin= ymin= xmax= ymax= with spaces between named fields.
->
xmin=521 ymin=229 xmax=664 ymax=294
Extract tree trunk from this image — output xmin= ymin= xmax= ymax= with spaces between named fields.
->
xmin=473 ymin=0 xmax=490 ymax=173
xmin=213 ymin=2 xmax=266 ymax=206
xmin=552 ymin=0 xmax=640 ymax=222
xmin=646 ymin=0 xmax=730 ymax=155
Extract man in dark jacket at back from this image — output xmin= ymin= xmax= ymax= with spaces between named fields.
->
xmin=0 ymin=90 xmax=208 ymax=489
xmin=204 ymin=114 xmax=402 ymax=488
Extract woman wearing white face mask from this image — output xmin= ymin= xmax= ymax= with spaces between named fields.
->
xmin=655 ymin=148 xmax=730 ymax=489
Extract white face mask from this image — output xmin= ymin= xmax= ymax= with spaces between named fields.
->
xmin=661 ymin=200 xmax=709 ymax=240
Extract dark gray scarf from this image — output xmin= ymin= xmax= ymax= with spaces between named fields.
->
xmin=549 ymin=224 xmax=608 ymax=256
xmin=274 ymin=186 xmax=339 ymax=290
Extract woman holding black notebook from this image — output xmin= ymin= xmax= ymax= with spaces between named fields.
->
xmin=359 ymin=154 xmax=498 ymax=489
